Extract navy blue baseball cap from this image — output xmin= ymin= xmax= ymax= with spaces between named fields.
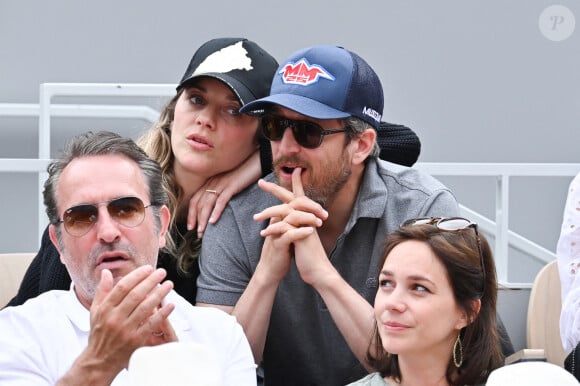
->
xmin=240 ymin=45 xmax=384 ymax=130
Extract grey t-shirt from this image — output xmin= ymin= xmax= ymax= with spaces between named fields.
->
xmin=197 ymin=158 xmax=459 ymax=385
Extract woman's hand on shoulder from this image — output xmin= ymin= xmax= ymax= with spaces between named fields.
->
xmin=187 ymin=150 xmax=261 ymax=237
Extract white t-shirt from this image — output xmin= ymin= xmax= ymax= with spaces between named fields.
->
xmin=558 ymin=172 xmax=580 ymax=353
xmin=0 ymin=287 xmax=256 ymax=385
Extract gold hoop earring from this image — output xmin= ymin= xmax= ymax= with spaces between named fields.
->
xmin=453 ymin=334 xmax=463 ymax=368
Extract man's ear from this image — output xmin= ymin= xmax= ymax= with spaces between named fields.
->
xmin=158 ymin=205 xmax=171 ymax=249
xmin=351 ymin=128 xmax=376 ymax=165
xmin=48 ymin=224 xmax=66 ymax=265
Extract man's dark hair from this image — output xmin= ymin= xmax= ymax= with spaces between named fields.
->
xmin=44 ymin=131 xmax=168 ymax=232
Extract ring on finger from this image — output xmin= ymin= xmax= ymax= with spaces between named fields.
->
xmin=152 ymin=331 xmax=164 ymax=337
xmin=205 ymin=189 xmax=218 ymax=195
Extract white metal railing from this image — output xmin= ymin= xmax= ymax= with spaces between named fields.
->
xmin=1 ymin=83 xmax=579 ymax=287
xmin=2 ymin=83 xmax=176 ymax=239
xmin=415 ymin=162 xmax=580 ymax=285
xmin=38 ymin=83 xmax=175 ymax=239
xmin=0 ymin=103 xmax=161 ymax=122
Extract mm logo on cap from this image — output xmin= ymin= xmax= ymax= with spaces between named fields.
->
xmin=279 ymin=58 xmax=334 ymax=86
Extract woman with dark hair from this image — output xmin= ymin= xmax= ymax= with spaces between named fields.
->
xmin=348 ymin=217 xmax=504 ymax=386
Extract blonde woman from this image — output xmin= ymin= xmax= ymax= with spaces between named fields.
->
xmin=7 ymin=37 xmax=278 ymax=305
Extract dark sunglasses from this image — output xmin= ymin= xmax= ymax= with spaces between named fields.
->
xmin=401 ymin=217 xmax=485 ymax=294
xmin=261 ymin=114 xmax=348 ymax=149
xmin=54 ymin=196 xmax=156 ymax=237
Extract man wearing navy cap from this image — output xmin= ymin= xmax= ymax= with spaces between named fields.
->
xmin=196 ymin=45 xmax=508 ymax=385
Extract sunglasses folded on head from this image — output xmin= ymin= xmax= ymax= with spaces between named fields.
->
xmin=54 ymin=196 xmax=157 ymax=237
xmin=401 ymin=216 xmax=486 ymax=295
xmin=260 ymin=114 xmax=348 ymax=149
xmin=402 ymin=217 xmax=476 ymax=232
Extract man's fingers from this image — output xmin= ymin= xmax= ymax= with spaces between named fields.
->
xmin=93 ymin=269 xmax=114 ymax=308
xmin=291 ymin=167 xmax=305 ymax=196
xmin=253 ymin=203 xmax=293 ymax=222
xmin=267 ymin=226 xmax=315 ymax=242
xmin=102 ymin=265 xmax=155 ymax=307
xmin=258 ymin=179 xmax=294 ymax=203
xmin=124 ymin=276 xmax=173 ymax=327
xmin=258 ymin=210 xmax=322 ymax=233
xmin=106 ymin=267 xmax=167 ymax=321
xmin=283 ymin=210 xmax=323 ymax=227
xmin=254 ymin=199 xmax=327 ymax=224
xmin=143 ymin=303 xmax=177 ymax=342
xmin=260 ymin=219 xmax=317 ymax=237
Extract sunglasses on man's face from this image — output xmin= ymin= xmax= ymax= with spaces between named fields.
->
xmin=401 ymin=216 xmax=486 ymax=295
xmin=260 ymin=114 xmax=348 ymax=149
xmin=54 ymin=196 xmax=156 ymax=237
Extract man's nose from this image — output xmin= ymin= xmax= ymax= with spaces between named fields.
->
xmin=277 ymin=126 xmax=301 ymax=153
xmin=94 ymin=206 xmax=121 ymax=243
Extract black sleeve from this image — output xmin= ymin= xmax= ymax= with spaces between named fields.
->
xmin=565 ymin=342 xmax=580 ymax=380
xmin=376 ymin=122 xmax=422 ymax=167
xmin=259 ymin=136 xmax=273 ymax=177
xmin=157 ymin=251 xmax=198 ymax=306
xmin=4 ymin=226 xmax=71 ymax=308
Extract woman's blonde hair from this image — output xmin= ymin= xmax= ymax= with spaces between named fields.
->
xmin=138 ymin=90 xmax=201 ymax=274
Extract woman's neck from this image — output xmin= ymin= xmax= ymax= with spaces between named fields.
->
xmin=390 ymin=354 xmax=451 ymax=386
xmin=173 ymin=164 xmax=208 ymax=221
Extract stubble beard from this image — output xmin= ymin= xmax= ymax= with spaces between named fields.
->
xmin=65 ymin=241 xmax=146 ymax=302
xmin=273 ymin=150 xmax=352 ymax=208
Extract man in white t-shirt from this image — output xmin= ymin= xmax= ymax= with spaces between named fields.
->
xmin=0 ymin=131 xmax=256 ymax=386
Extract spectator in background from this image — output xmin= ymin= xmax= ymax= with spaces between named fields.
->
xmin=557 ymin=172 xmax=580 ymax=379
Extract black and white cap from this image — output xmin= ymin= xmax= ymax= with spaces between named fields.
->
xmin=177 ymin=37 xmax=278 ymax=105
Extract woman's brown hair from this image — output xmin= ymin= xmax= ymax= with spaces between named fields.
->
xmin=366 ymin=222 xmax=504 ymax=385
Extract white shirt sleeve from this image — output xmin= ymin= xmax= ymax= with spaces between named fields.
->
xmin=558 ymin=173 xmax=580 ymax=353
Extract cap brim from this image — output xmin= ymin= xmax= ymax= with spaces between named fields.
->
xmin=240 ymin=94 xmax=350 ymax=120
xmin=178 ymin=73 xmax=254 ymax=105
